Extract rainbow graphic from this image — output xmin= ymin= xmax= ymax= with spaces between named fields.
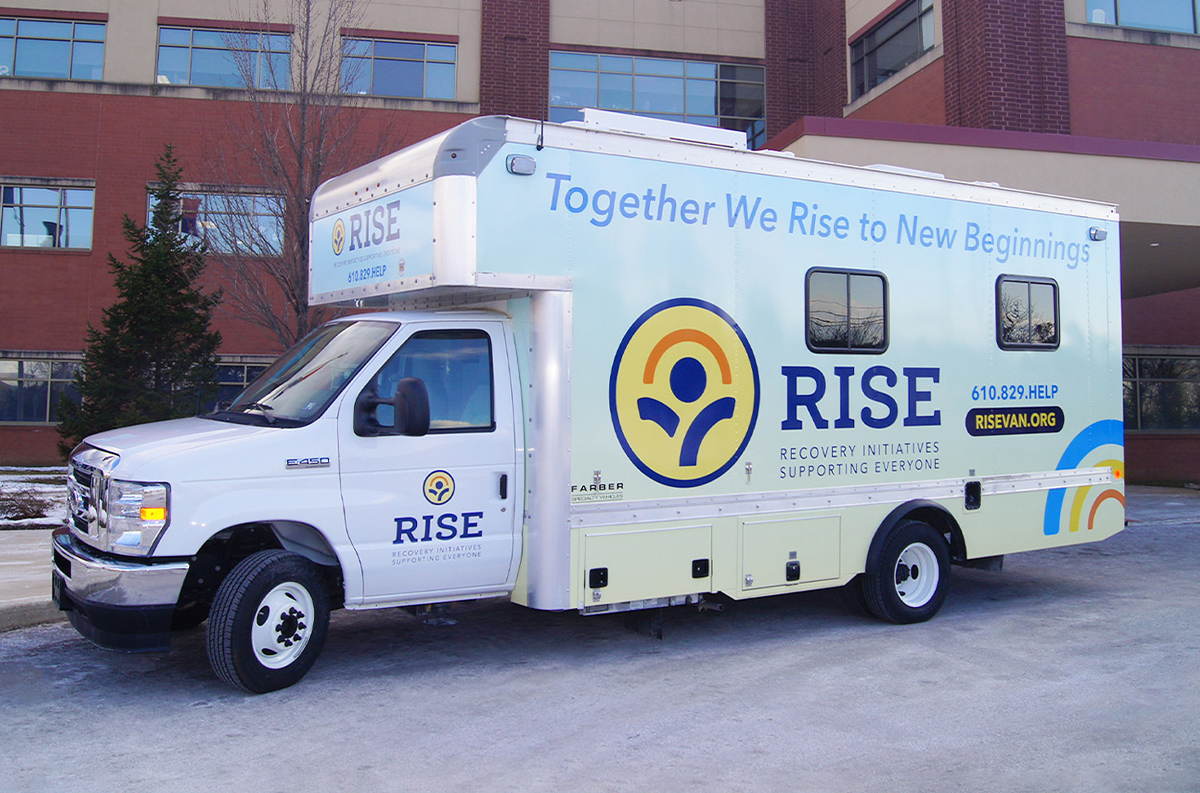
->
xmin=1042 ymin=419 xmax=1125 ymax=535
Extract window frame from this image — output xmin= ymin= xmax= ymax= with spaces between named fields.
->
xmin=148 ymin=185 xmax=284 ymax=256
xmin=368 ymin=329 xmax=496 ymax=435
xmin=155 ymin=25 xmax=291 ymax=90
xmin=1123 ymin=350 xmax=1200 ymax=432
xmin=340 ymin=36 xmax=457 ymax=100
xmin=849 ymin=0 xmax=935 ymax=101
xmin=1085 ymin=0 xmax=1200 ymax=34
xmin=548 ymin=50 xmax=767 ymax=149
xmin=1 ymin=181 xmax=95 ymax=250
xmin=0 ymin=15 xmax=106 ymax=81
xmin=995 ymin=274 xmax=1061 ymax=351
xmin=0 ymin=353 xmax=82 ymax=424
xmin=804 ymin=267 xmax=890 ymax=354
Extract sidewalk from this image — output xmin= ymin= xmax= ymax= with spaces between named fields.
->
xmin=0 ymin=528 xmax=64 ymax=633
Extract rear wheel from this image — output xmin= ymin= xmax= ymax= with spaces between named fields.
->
xmin=861 ymin=520 xmax=949 ymax=624
xmin=206 ymin=550 xmax=330 ymax=693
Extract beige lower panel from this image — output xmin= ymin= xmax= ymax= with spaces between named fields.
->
xmin=582 ymin=523 xmax=712 ymax=606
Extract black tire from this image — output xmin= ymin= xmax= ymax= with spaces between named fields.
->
xmin=206 ymin=550 xmax=330 ymax=694
xmin=861 ymin=520 xmax=950 ymax=624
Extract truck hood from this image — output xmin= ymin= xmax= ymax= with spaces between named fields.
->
xmin=83 ymin=416 xmax=338 ymax=482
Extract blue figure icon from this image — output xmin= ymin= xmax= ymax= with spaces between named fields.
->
xmin=638 ymin=355 xmax=735 ymax=467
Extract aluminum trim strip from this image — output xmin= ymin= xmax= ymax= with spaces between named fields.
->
xmin=569 ymin=468 xmax=1115 ymax=528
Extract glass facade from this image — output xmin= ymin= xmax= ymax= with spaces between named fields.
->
xmin=0 ymin=17 xmax=105 ymax=80
xmin=1087 ymin=0 xmax=1200 ymax=33
xmin=1 ymin=185 xmax=94 ymax=249
xmin=152 ymin=192 xmax=284 ymax=255
xmin=157 ymin=27 xmax=290 ymax=89
xmin=211 ymin=360 xmax=271 ymax=412
xmin=1124 ymin=354 xmax=1200 ymax=431
xmin=0 ymin=356 xmax=272 ymax=423
xmin=341 ymin=38 xmax=456 ymax=100
xmin=850 ymin=0 xmax=935 ymax=100
xmin=0 ymin=358 xmax=80 ymax=423
xmin=549 ymin=51 xmax=766 ymax=149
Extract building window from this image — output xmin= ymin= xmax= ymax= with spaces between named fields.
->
xmin=156 ymin=27 xmax=290 ymax=89
xmin=806 ymin=269 xmax=888 ymax=352
xmin=996 ymin=276 xmax=1059 ymax=350
xmin=850 ymin=0 xmax=935 ymax=100
xmin=1086 ymin=0 xmax=1200 ymax=33
xmin=549 ymin=52 xmax=767 ymax=149
xmin=341 ymin=37 xmax=456 ymax=99
xmin=0 ymin=17 xmax=105 ymax=80
xmin=1 ymin=185 xmax=94 ymax=249
xmin=0 ymin=357 xmax=80 ymax=423
xmin=1124 ymin=353 xmax=1200 ymax=430
xmin=210 ymin=360 xmax=271 ymax=411
xmin=151 ymin=190 xmax=284 ymax=255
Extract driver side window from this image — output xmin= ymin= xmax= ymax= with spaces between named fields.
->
xmin=372 ymin=330 xmax=495 ymax=432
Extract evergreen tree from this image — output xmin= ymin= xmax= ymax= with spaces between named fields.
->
xmin=57 ymin=145 xmax=222 ymax=455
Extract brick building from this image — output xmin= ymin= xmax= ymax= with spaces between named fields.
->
xmin=2 ymin=0 xmax=1198 ymax=481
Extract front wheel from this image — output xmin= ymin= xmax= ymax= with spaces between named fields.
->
xmin=861 ymin=520 xmax=949 ymax=624
xmin=206 ymin=550 xmax=331 ymax=693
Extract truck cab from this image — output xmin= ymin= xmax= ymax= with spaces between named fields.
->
xmin=55 ymin=310 xmax=524 ymax=692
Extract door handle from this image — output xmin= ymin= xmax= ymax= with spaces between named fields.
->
xmin=499 ymin=473 xmax=508 ymax=500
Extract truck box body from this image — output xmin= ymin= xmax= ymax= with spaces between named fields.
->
xmin=308 ymin=112 xmax=1123 ymax=613
xmin=52 ymin=111 xmax=1123 ymax=691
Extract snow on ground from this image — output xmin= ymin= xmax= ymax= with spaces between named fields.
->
xmin=0 ymin=467 xmax=68 ymax=529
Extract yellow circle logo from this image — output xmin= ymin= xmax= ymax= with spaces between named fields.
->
xmin=610 ymin=299 xmax=759 ymax=488
xmin=332 ymin=218 xmax=346 ymax=256
xmin=423 ymin=470 xmax=455 ymax=505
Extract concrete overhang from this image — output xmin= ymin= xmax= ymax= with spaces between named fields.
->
xmin=769 ymin=118 xmax=1200 ymax=299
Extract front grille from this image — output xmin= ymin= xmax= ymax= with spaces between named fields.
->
xmin=67 ymin=459 xmax=94 ymax=535
xmin=66 ymin=447 xmax=117 ymax=542
xmin=53 ymin=546 xmax=71 ymax=578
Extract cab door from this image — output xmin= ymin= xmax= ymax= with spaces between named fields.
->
xmin=338 ymin=321 xmax=520 ymax=602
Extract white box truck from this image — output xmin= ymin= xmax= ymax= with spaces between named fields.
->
xmin=52 ymin=111 xmax=1125 ymax=693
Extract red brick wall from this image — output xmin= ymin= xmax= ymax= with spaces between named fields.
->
xmin=480 ymin=0 xmax=549 ymax=118
xmin=1126 ymin=436 xmax=1200 ymax=485
xmin=1068 ymin=36 xmax=1200 ymax=145
xmin=1123 ymin=287 xmax=1200 ymax=346
xmin=847 ymin=58 xmax=946 ymax=125
xmin=765 ymin=0 xmax=846 ymax=140
xmin=0 ymin=426 xmax=68 ymax=465
xmin=942 ymin=0 xmax=1070 ymax=133
xmin=0 ymin=87 xmax=470 ymax=464
xmin=765 ymin=0 xmax=810 ymax=139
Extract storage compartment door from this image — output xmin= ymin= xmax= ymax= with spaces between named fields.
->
xmin=583 ymin=524 xmax=712 ymax=606
xmin=740 ymin=516 xmax=840 ymax=591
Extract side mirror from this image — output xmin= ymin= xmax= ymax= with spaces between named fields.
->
xmin=353 ymin=377 xmax=430 ymax=437
xmin=393 ymin=377 xmax=430 ymax=436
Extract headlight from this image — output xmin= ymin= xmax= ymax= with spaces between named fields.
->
xmin=101 ymin=479 xmax=170 ymax=556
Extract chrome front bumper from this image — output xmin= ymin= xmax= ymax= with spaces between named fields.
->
xmin=51 ymin=528 xmax=190 ymax=651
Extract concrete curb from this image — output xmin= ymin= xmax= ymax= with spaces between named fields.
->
xmin=0 ymin=597 xmax=65 ymax=633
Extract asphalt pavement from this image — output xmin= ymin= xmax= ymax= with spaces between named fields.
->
xmin=1 ymin=486 xmax=1198 ymax=792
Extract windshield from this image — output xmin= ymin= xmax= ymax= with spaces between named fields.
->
xmin=209 ymin=320 xmax=397 ymax=426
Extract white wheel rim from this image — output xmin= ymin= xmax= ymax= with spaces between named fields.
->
xmin=894 ymin=542 xmax=939 ymax=608
xmin=250 ymin=582 xmax=314 ymax=669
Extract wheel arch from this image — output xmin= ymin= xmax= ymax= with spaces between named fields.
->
xmin=864 ymin=500 xmax=966 ymax=574
xmin=177 ymin=521 xmax=346 ymax=614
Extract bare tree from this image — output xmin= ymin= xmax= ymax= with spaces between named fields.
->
xmin=201 ymin=0 xmax=391 ymax=349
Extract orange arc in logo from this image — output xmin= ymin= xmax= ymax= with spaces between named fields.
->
xmin=643 ymin=329 xmax=732 ymax=385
